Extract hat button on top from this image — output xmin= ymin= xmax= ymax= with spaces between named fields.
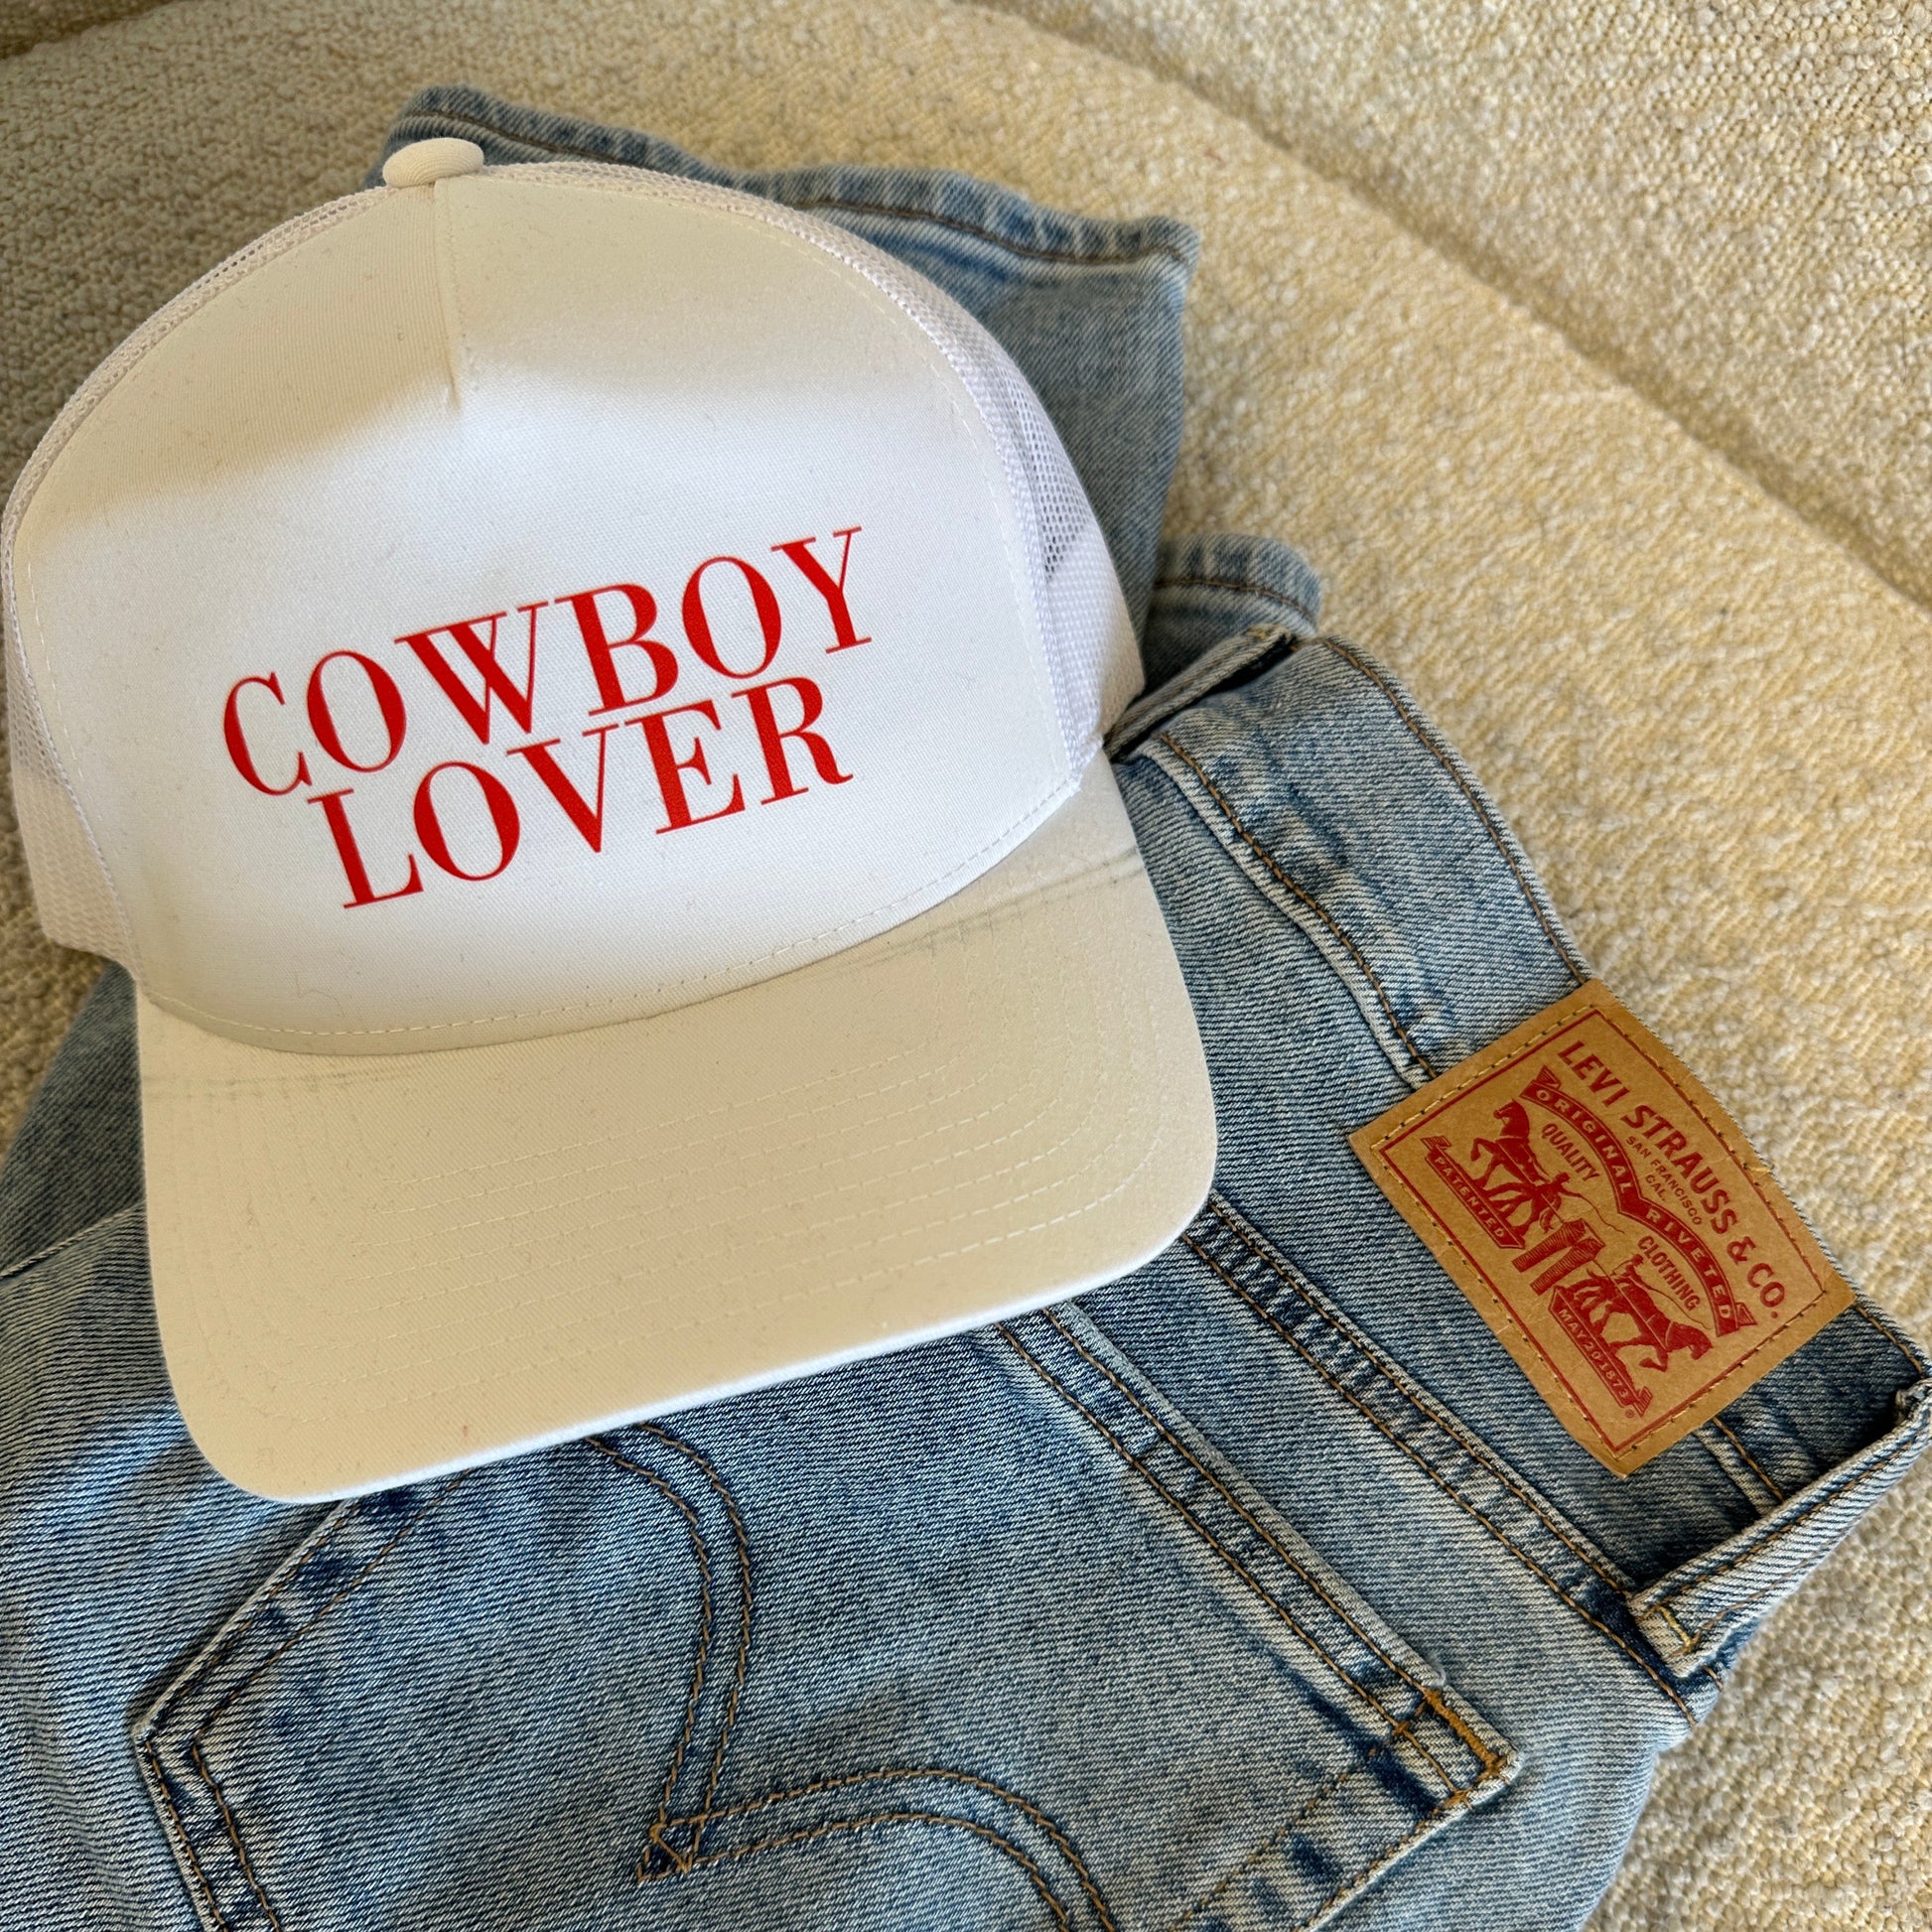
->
xmin=381 ymin=137 xmax=487 ymax=189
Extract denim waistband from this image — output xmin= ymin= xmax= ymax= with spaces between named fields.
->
xmin=1106 ymin=560 xmax=1930 ymax=1700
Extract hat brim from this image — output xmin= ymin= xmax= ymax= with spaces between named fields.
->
xmin=138 ymin=759 xmax=1215 ymax=1501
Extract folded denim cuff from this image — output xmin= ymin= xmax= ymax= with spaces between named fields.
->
xmin=1141 ymin=532 xmax=1322 ymax=690
xmin=1631 ymin=1367 xmax=1932 ymax=1675
xmin=369 ymin=84 xmax=1200 ymax=274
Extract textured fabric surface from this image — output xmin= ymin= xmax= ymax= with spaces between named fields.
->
xmin=999 ymin=0 xmax=1932 ymax=631
xmin=1 ymin=2 xmax=1928 ymax=1925
xmin=0 ymin=0 xmax=155 ymax=58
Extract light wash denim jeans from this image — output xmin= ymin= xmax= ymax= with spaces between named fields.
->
xmin=2 ymin=90 xmax=1925 ymax=1932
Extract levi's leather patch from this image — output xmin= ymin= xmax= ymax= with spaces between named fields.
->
xmin=1351 ymin=983 xmax=1855 ymax=1474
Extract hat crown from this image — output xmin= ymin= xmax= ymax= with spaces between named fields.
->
xmin=4 ymin=164 xmax=1138 ymax=1052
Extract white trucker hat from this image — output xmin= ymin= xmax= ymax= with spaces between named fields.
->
xmin=2 ymin=138 xmax=1215 ymax=1501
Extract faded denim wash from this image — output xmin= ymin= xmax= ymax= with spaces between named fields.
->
xmin=1 ymin=89 xmax=1925 ymax=1932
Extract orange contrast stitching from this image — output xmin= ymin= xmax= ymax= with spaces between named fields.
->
xmin=1851 ymin=1300 xmax=1925 ymax=1376
xmin=1666 ymin=1573 xmax=1796 ymax=1652
xmin=191 ymin=1739 xmax=284 ymax=1932
xmin=1154 ymin=731 xmax=1437 ymax=1076
xmin=653 ymin=1810 xmax=1078 ymax=1928
xmin=157 ymin=1484 xmax=459 ymax=1924
xmin=1708 ymin=1415 xmax=1785 ymax=1503
xmin=1181 ymin=1219 xmax=1698 ymax=1721
xmin=1418 ymin=1683 xmax=1500 ymax=1771
xmin=624 ymin=1422 xmax=757 ymax=1849
xmin=1657 ymin=1424 xmax=1929 ymax=1644
xmin=1349 ymin=1005 xmax=1588 ymax=1150
xmin=1206 ymin=1200 xmax=1628 ymax=1595
xmin=1299 ymin=1779 xmax=1487 ymax=1931
xmin=140 ymin=1735 xmax=230 ymax=1931
xmin=585 ymin=1444 xmax=717 ymax=1835
xmin=1166 ymin=1741 xmax=1387 ymax=1932
xmin=1165 ymin=1704 xmax=1496 ymax=1932
xmin=1650 ymin=1600 xmax=1697 ymax=1651
xmin=662 ymin=1765 xmax=1114 ymax=1927
xmin=1035 ymin=1308 xmax=1501 ymax=1779
xmin=999 ymin=1321 xmax=1464 ymax=1792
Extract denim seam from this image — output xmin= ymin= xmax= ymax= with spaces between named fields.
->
xmin=1154 ymin=730 xmax=1438 ymax=1076
xmin=197 ymin=1483 xmax=457 ymax=1738
xmin=999 ymin=1318 xmax=1479 ymax=1794
xmin=1658 ymin=1409 xmax=1927 ymax=1609
xmin=1302 ymin=1780 xmax=1491 ymax=1932
xmin=656 ymin=1766 xmax=1113 ymax=1924
xmin=1352 ymin=1004 xmax=1590 ymax=1141
xmin=0 ymin=1196 xmax=140 ymax=1288
xmin=1151 ymin=573 xmax=1318 ymax=621
xmin=1666 ymin=1580 xmax=1783 ymax=1657
xmin=1188 ymin=1209 xmax=1695 ymax=1711
xmin=139 ymin=1735 xmax=232 ymax=1932
xmin=1651 ymin=1600 xmax=1698 ymax=1650
xmin=144 ymin=1505 xmax=358 ymax=1740
xmin=144 ymin=1439 xmax=750 ymax=1926
xmin=1203 ymin=1197 xmax=1627 ymax=1593
xmin=587 ymin=1449 xmax=719 ymax=1837
xmin=188 ymin=1738 xmax=282 ymax=1932
xmin=1851 ymin=1298 xmax=1925 ymax=1379
xmin=150 ymin=1488 xmax=459 ymax=1929
xmin=140 ymin=1483 xmax=384 ymax=1932
xmin=1106 ymin=627 xmax=1301 ymax=760
xmin=1183 ymin=1208 xmax=1704 ymax=1720
xmin=658 ymin=1809 xmax=1079 ymax=1925
xmin=1035 ymin=1306 xmax=1499 ymax=1780
xmin=1668 ymin=1561 xmax=1833 ymax=1654
xmin=591 ymin=1425 xmax=756 ymax=1861
xmin=1164 ymin=1707 xmax=1446 ymax=1932
xmin=1166 ymin=1730 xmax=1383 ymax=1931
xmin=1010 ymin=1309 xmax=1508 ymax=1925
xmin=790 ymin=197 xmax=1190 ymax=269
xmin=1647 ymin=1416 xmax=1930 ymax=1638
xmin=634 ymin=1424 xmax=757 ymax=1844
xmin=1311 ymin=636 xmax=1590 ymax=986
xmin=1708 ymin=1414 xmax=1786 ymax=1503
xmin=397 ymin=107 xmax=1193 ymax=270
xmin=587 ymin=1440 xmax=1112 ymax=1920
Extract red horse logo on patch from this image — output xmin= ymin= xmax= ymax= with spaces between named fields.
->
xmin=1430 ymin=1088 xmax=1716 ymax=1415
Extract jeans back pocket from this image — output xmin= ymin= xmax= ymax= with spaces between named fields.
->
xmin=137 ymin=1310 xmax=1514 ymax=1931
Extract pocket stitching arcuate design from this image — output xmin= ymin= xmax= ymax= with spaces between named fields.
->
xmin=134 ymin=1306 xmax=1522 ymax=1932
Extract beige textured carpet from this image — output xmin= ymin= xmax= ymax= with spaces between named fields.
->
xmin=0 ymin=0 xmax=142 ymax=56
xmin=3 ymin=2 xmax=1928 ymax=1924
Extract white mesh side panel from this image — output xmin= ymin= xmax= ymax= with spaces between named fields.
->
xmin=528 ymin=163 xmax=1146 ymax=763
xmin=1 ymin=192 xmax=383 ymax=971
xmin=955 ymin=325 xmax=1141 ymax=751
xmin=1043 ymin=514 xmax=1143 ymax=738
xmin=5 ymin=637 xmax=125 ymax=957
